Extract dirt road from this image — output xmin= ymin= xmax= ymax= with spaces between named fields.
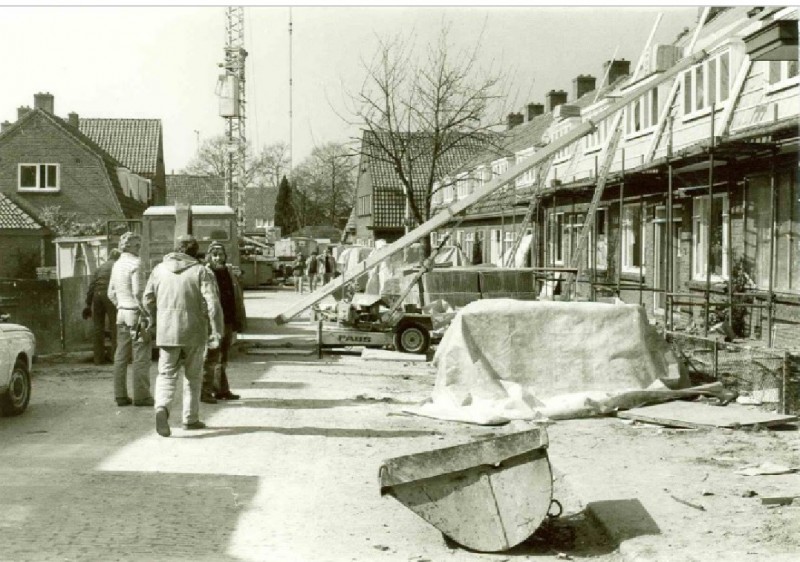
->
xmin=1 ymin=287 xmax=798 ymax=561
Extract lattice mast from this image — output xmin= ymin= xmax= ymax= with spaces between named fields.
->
xmin=222 ymin=6 xmax=247 ymax=232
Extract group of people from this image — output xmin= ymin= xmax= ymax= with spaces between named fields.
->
xmin=291 ymin=247 xmax=336 ymax=293
xmin=84 ymin=233 xmax=245 ymax=437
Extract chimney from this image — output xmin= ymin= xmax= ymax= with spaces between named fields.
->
xmin=572 ymin=75 xmax=596 ymax=101
xmin=526 ymin=103 xmax=544 ymax=121
xmin=507 ymin=112 xmax=524 ymax=130
xmin=546 ymin=90 xmax=567 ymax=112
xmin=68 ymin=112 xmax=80 ymax=128
xmin=34 ymin=92 xmax=54 ymax=114
xmin=17 ymin=106 xmax=31 ymax=120
xmin=603 ymin=59 xmax=631 ymax=87
xmin=1 ymin=121 xmax=11 ymax=133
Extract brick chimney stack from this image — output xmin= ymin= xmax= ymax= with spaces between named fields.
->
xmin=507 ymin=112 xmax=524 ymax=130
xmin=526 ymin=103 xmax=544 ymax=121
xmin=546 ymin=90 xmax=567 ymax=112
xmin=573 ymin=75 xmax=596 ymax=101
xmin=603 ymin=59 xmax=631 ymax=87
xmin=34 ymin=92 xmax=55 ymax=114
xmin=68 ymin=112 xmax=80 ymax=128
xmin=17 ymin=106 xmax=31 ymax=120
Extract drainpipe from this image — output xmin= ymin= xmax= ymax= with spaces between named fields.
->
xmin=617 ymin=150 xmax=625 ymax=297
xmin=666 ymin=116 xmax=674 ymax=331
xmin=767 ymin=154 xmax=776 ymax=347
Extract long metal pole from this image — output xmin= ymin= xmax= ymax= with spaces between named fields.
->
xmin=704 ymin=104 xmax=716 ymax=337
xmin=767 ymin=155 xmax=776 ymax=347
xmin=616 ymin=150 xmax=625 ymax=296
xmin=639 ymin=194 xmax=644 ymax=306
xmin=666 ymin=115 xmax=674 ymax=331
xmin=276 ymin=49 xmax=709 ymax=323
xmin=591 ymin=155 xmax=598 ymax=301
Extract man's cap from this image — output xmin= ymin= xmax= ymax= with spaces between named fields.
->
xmin=118 ymin=231 xmax=141 ymax=251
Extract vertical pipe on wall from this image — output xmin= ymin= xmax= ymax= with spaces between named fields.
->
xmin=592 ymin=155 xmax=599 ymax=301
xmin=727 ymin=169 xmax=734 ymax=334
xmin=639 ymin=194 xmax=645 ymax=306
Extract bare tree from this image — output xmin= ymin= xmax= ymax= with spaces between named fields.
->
xmin=292 ymin=142 xmax=356 ymax=229
xmin=351 ymin=26 xmax=507 ymax=255
xmin=181 ymin=135 xmax=228 ymax=178
xmin=250 ymin=142 xmax=291 ymax=189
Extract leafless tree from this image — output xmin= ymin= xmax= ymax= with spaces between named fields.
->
xmin=350 ymin=26 xmax=508 ymax=255
xmin=292 ymin=142 xmax=356 ymax=229
xmin=250 ymin=142 xmax=291 ymax=189
xmin=182 ymin=137 xmax=289 ymax=191
xmin=181 ymin=135 xmax=229 ymax=178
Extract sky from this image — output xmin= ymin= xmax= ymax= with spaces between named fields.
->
xmin=0 ymin=4 xmax=705 ymax=174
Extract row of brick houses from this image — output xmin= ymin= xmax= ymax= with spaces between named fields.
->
xmin=353 ymin=6 xmax=799 ymax=351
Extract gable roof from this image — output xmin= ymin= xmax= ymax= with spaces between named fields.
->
xmin=0 ymin=192 xmax=45 ymax=230
xmin=361 ymin=129 xmax=489 ymax=228
xmin=79 ymin=118 xmax=162 ymax=176
xmin=165 ymin=174 xmax=225 ymax=205
xmin=0 ymin=109 xmax=146 ymax=219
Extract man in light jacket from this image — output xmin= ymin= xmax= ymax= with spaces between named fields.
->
xmin=143 ymin=235 xmax=223 ymax=437
xmin=108 ymin=233 xmax=152 ymax=407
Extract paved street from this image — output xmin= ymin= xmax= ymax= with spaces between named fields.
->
xmin=3 ymin=287 xmax=799 ymax=562
xmin=0 ymin=288 xmax=608 ymax=562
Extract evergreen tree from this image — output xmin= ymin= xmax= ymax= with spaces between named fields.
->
xmin=274 ymin=175 xmax=296 ymax=235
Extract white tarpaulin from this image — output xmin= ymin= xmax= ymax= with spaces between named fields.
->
xmin=407 ymin=299 xmax=690 ymax=424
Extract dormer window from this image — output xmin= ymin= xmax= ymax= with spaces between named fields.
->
xmin=18 ymin=163 xmax=60 ymax=191
xmin=766 ymin=60 xmax=799 ymax=93
xmin=682 ymin=50 xmax=731 ymax=118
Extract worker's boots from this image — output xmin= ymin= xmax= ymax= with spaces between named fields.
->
xmin=200 ymin=364 xmax=218 ymax=404
xmin=215 ymin=367 xmax=240 ymax=400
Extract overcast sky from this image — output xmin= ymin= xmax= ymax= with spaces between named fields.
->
xmin=0 ymin=4 xmax=703 ymax=174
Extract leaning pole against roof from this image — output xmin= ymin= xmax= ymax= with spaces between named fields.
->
xmin=275 ymin=48 xmax=710 ymax=325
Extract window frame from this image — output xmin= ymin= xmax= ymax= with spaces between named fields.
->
xmin=692 ymin=193 xmax=729 ymax=282
xmin=621 ymin=203 xmax=646 ymax=275
xmin=18 ymin=163 xmax=60 ymax=192
xmin=766 ymin=60 xmax=800 ymax=94
xmin=682 ymin=49 xmax=732 ymax=120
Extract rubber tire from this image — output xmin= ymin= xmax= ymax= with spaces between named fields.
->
xmin=394 ymin=324 xmax=430 ymax=355
xmin=0 ymin=359 xmax=31 ymax=417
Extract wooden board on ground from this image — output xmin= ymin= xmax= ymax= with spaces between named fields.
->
xmin=246 ymin=348 xmax=315 ymax=356
xmin=361 ymin=348 xmax=428 ymax=363
xmin=617 ymin=400 xmax=798 ymax=429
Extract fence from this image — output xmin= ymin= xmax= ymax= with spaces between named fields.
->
xmin=666 ymin=331 xmax=798 ymax=415
xmin=0 ymin=277 xmax=94 ymax=355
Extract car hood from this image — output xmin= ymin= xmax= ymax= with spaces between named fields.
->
xmin=0 ymin=323 xmax=33 ymax=335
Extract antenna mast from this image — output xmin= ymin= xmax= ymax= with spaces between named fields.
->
xmin=220 ymin=6 xmax=248 ymax=233
xmin=288 ymin=8 xmax=293 ymax=175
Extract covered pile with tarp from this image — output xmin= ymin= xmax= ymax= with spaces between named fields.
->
xmin=406 ymin=299 xmax=691 ymax=424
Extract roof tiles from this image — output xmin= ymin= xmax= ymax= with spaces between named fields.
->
xmin=79 ymin=118 xmax=161 ymax=176
xmin=0 ymin=193 xmax=43 ymax=230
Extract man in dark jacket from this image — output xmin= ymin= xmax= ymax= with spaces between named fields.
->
xmin=143 ymin=235 xmax=222 ymax=437
xmin=201 ymin=241 xmax=246 ymax=403
xmin=84 ymin=249 xmax=121 ymax=364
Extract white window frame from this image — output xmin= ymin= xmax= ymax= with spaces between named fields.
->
xmin=682 ymin=49 xmax=731 ymax=120
xmin=551 ymin=212 xmax=565 ymax=265
xmin=489 ymin=228 xmax=502 ymax=264
xmin=621 ymin=204 xmax=646 ymax=275
xmin=625 ymin=88 xmax=660 ymax=139
xmin=456 ymin=173 xmax=469 ymax=199
xmin=692 ymin=193 xmax=729 ymax=282
xmin=18 ymin=163 xmax=60 ymax=192
xmin=766 ymin=60 xmax=800 ymax=93
xmin=491 ymin=158 xmax=509 ymax=178
xmin=430 ymin=231 xmax=439 ymax=248
xmin=515 ymin=148 xmax=535 ymax=188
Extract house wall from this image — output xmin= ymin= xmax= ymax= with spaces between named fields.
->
xmin=0 ymin=112 xmax=124 ymax=224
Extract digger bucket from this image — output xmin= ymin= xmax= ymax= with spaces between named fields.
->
xmin=379 ymin=427 xmax=552 ymax=552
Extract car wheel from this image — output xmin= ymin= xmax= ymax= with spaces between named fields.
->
xmin=394 ymin=324 xmax=430 ymax=355
xmin=0 ymin=359 xmax=31 ymax=417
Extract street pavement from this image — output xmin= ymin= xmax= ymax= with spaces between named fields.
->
xmin=4 ymin=286 xmax=797 ymax=561
xmin=0 ymin=287 xmax=611 ymax=562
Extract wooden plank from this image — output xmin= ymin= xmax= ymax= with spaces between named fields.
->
xmin=618 ymin=400 xmax=798 ymax=429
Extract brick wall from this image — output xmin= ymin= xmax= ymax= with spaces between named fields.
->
xmin=0 ymin=113 xmax=125 ymax=224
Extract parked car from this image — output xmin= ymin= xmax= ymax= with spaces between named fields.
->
xmin=0 ymin=314 xmax=35 ymax=416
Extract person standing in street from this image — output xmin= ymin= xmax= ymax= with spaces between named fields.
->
xmin=201 ymin=241 xmax=245 ymax=403
xmin=292 ymin=253 xmax=306 ymax=293
xmin=108 ymin=233 xmax=153 ymax=407
xmin=144 ymin=235 xmax=223 ymax=437
xmin=84 ymin=249 xmax=120 ymax=365
xmin=321 ymin=246 xmax=337 ymax=285
xmin=306 ymin=249 xmax=320 ymax=292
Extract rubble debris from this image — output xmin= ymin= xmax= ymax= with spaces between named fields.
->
xmin=734 ymin=462 xmax=799 ymax=476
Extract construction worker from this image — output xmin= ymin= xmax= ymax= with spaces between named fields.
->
xmin=84 ymin=249 xmax=121 ymax=365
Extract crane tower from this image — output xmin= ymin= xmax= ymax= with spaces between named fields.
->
xmin=217 ymin=6 xmax=248 ymax=232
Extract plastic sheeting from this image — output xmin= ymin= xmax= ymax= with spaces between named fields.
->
xmin=407 ymin=299 xmax=689 ymax=424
